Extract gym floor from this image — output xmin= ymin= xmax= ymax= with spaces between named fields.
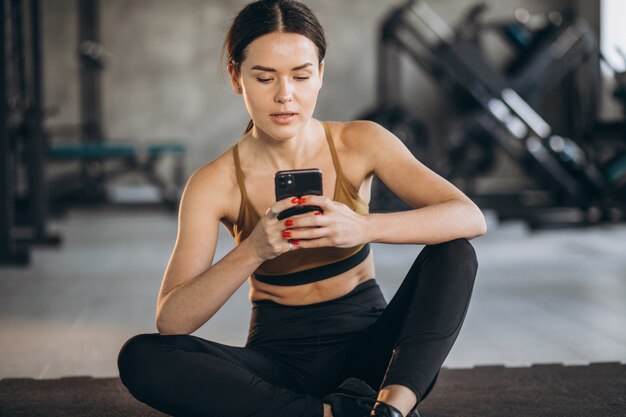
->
xmin=0 ymin=207 xmax=625 ymax=379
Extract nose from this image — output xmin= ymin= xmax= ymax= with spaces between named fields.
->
xmin=274 ymin=79 xmax=293 ymax=103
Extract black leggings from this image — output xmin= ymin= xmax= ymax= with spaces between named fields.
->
xmin=118 ymin=239 xmax=478 ymax=417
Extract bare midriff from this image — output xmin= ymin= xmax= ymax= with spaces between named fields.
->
xmin=249 ymin=252 xmax=375 ymax=305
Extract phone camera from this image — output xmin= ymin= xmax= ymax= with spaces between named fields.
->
xmin=278 ymin=174 xmax=294 ymax=189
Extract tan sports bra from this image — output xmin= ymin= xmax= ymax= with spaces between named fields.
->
xmin=226 ymin=122 xmax=369 ymax=280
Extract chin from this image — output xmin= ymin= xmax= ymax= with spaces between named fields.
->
xmin=259 ymin=119 xmax=305 ymax=141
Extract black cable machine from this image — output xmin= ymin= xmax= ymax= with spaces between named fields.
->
xmin=364 ymin=0 xmax=626 ymax=227
xmin=18 ymin=0 xmax=60 ymax=245
xmin=1 ymin=0 xmax=29 ymax=264
xmin=2 ymin=0 xmax=61 ymax=265
xmin=2 ymin=0 xmax=187 ymax=265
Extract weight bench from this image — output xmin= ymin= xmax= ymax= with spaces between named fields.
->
xmin=46 ymin=141 xmax=186 ymax=209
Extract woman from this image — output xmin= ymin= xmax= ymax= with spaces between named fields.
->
xmin=117 ymin=1 xmax=486 ymax=416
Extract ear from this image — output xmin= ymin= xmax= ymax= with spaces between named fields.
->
xmin=318 ymin=60 xmax=324 ymax=89
xmin=227 ymin=63 xmax=242 ymax=94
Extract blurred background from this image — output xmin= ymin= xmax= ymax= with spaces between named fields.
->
xmin=1 ymin=0 xmax=625 ymax=379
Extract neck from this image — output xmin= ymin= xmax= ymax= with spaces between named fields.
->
xmin=247 ymin=120 xmax=322 ymax=170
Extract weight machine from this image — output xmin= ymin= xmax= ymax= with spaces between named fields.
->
xmin=2 ymin=0 xmax=187 ymax=265
xmin=2 ymin=0 xmax=61 ymax=265
xmin=364 ymin=0 xmax=626 ymax=227
xmin=45 ymin=0 xmax=186 ymax=211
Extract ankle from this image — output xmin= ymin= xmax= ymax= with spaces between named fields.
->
xmin=374 ymin=384 xmax=416 ymax=416
xmin=370 ymin=401 xmax=404 ymax=417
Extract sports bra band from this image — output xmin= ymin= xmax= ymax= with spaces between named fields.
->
xmin=254 ymin=244 xmax=371 ymax=286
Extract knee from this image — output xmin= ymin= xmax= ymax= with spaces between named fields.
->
xmin=426 ymin=238 xmax=478 ymax=285
xmin=117 ymin=333 xmax=162 ymax=392
xmin=430 ymin=238 xmax=477 ymax=267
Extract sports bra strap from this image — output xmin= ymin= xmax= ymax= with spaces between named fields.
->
xmin=322 ymin=122 xmax=345 ymax=180
xmin=233 ymin=143 xmax=249 ymax=201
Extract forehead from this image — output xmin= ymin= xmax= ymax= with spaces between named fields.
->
xmin=243 ymin=32 xmax=319 ymax=69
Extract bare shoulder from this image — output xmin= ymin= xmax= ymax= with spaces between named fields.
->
xmin=327 ymin=120 xmax=394 ymax=154
xmin=181 ymin=147 xmax=239 ymax=221
xmin=325 ymin=120 xmax=402 ymax=173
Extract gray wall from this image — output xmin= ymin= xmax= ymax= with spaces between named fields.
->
xmin=42 ymin=0 xmax=606 ymax=179
xmin=43 ymin=0 xmax=398 ymax=172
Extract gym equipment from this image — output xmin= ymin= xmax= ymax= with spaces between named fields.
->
xmin=16 ymin=0 xmax=60 ymax=245
xmin=2 ymin=0 xmax=188 ymax=265
xmin=364 ymin=0 xmax=626 ymax=227
xmin=47 ymin=141 xmax=186 ymax=209
xmin=1 ymin=0 xmax=27 ymax=264
xmin=601 ymin=49 xmax=626 ymax=116
xmin=2 ymin=0 xmax=61 ymax=265
xmin=45 ymin=0 xmax=187 ymax=211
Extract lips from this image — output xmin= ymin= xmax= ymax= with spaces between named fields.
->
xmin=270 ymin=111 xmax=298 ymax=125
xmin=270 ymin=112 xmax=298 ymax=117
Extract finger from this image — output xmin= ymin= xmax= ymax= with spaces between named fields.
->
xmin=291 ymin=237 xmax=333 ymax=249
xmin=266 ymin=196 xmax=301 ymax=220
xmin=283 ymin=211 xmax=326 ymax=229
xmin=287 ymin=227 xmax=328 ymax=241
xmin=298 ymin=195 xmax=333 ymax=211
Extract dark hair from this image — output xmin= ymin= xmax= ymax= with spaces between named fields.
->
xmin=223 ymin=0 xmax=327 ymax=133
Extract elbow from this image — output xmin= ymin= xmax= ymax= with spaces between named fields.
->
xmin=156 ymin=304 xmax=208 ymax=336
xmin=155 ymin=315 xmax=176 ymax=335
xmin=463 ymin=202 xmax=487 ymax=239
xmin=155 ymin=317 xmax=172 ymax=335
xmin=156 ymin=316 xmax=192 ymax=336
xmin=155 ymin=302 xmax=170 ymax=335
xmin=472 ymin=206 xmax=488 ymax=238
xmin=155 ymin=306 xmax=193 ymax=336
xmin=477 ymin=216 xmax=488 ymax=237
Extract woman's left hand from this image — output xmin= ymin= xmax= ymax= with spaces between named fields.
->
xmin=282 ymin=195 xmax=368 ymax=249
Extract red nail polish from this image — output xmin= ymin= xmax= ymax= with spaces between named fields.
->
xmin=291 ymin=197 xmax=299 ymax=204
xmin=285 ymin=219 xmax=294 ymax=227
xmin=282 ymin=231 xmax=292 ymax=238
xmin=299 ymin=197 xmax=306 ymax=204
xmin=291 ymin=240 xmax=300 ymax=246
xmin=314 ymin=211 xmax=322 ymax=215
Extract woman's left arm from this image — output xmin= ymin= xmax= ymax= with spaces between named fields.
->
xmin=286 ymin=121 xmax=487 ymax=248
xmin=361 ymin=121 xmax=487 ymax=245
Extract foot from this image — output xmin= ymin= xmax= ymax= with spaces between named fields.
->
xmin=322 ymin=378 xmax=377 ymax=417
xmin=370 ymin=401 xmax=421 ymax=417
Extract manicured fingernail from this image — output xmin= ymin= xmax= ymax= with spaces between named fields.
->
xmin=291 ymin=197 xmax=299 ymax=204
xmin=299 ymin=197 xmax=306 ymax=204
xmin=282 ymin=231 xmax=292 ymax=238
xmin=285 ymin=219 xmax=294 ymax=227
xmin=291 ymin=240 xmax=300 ymax=246
xmin=314 ymin=211 xmax=322 ymax=215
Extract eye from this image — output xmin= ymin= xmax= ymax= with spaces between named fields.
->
xmin=257 ymin=78 xmax=273 ymax=83
xmin=295 ymin=76 xmax=311 ymax=81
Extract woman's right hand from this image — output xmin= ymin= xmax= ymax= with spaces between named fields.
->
xmin=247 ymin=197 xmax=302 ymax=261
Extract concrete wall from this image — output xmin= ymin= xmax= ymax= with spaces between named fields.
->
xmin=42 ymin=0 xmax=397 ymax=173
xmin=42 ymin=0 xmax=607 ymax=180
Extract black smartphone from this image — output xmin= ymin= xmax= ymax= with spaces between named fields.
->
xmin=274 ymin=168 xmax=323 ymax=220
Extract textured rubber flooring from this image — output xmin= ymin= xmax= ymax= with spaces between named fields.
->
xmin=0 ymin=362 xmax=624 ymax=417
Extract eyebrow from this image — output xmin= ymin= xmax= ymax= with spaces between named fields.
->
xmin=250 ymin=63 xmax=313 ymax=72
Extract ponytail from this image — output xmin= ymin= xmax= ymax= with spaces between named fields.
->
xmin=245 ymin=119 xmax=254 ymax=134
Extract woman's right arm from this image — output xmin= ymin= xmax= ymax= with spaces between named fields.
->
xmin=155 ymin=163 xmax=297 ymax=335
xmin=154 ymin=165 xmax=258 ymax=335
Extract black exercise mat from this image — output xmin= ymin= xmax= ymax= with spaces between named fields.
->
xmin=1 ymin=362 xmax=624 ymax=417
